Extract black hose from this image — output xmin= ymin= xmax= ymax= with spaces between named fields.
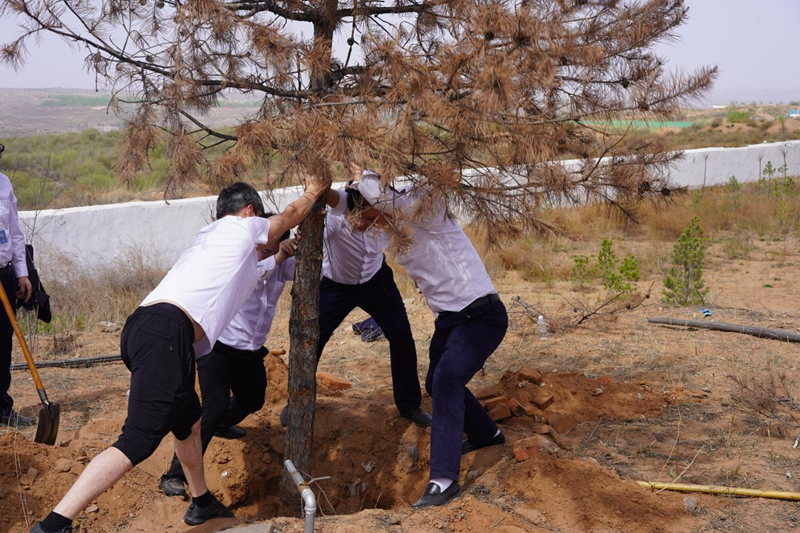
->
xmin=10 ymin=354 xmax=122 ymax=371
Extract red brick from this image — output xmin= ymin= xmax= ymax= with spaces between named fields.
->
xmin=513 ymin=447 xmax=531 ymax=462
xmin=522 ymin=402 xmax=539 ymax=417
xmin=532 ymin=424 xmax=551 ymax=435
xmin=508 ymin=398 xmax=527 ymax=417
xmin=484 ymin=395 xmax=508 ymax=411
xmin=515 ymin=390 xmax=533 ymax=404
xmin=505 ymin=417 xmax=535 ymax=428
xmin=489 ymin=404 xmax=512 ymax=422
xmin=530 ymin=389 xmax=554 ymax=410
xmin=475 ymin=384 xmax=505 ymax=400
xmin=317 ymin=372 xmax=352 ymax=390
xmin=517 ymin=367 xmax=542 ymax=384
xmin=597 ymin=374 xmax=613 ymax=384
xmin=547 ymin=414 xmax=577 ymax=435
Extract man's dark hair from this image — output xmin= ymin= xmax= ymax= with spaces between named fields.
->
xmin=345 ymin=180 xmax=368 ymax=213
xmin=216 ymin=182 xmax=265 ymax=219
xmin=262 ymin=212 xmax=291 ymax=241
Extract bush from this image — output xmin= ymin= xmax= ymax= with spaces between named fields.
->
xmin=663 ymin=217 xmax=709 ymax=306
xmin=726 ymin=106 xmax=751 ymax=124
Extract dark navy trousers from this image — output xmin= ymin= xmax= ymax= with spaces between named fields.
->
xmin=425 ymin=299 xmax=508 ymax=481
xmin=0 ymin=267 xmax=17 ymax=415
xmin=318 ymin=261 xmax=422 ymax=413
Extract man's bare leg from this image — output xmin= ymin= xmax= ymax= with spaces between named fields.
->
xmin=175 ymin=418 xmax=208 ymax=497
xmin=52 ymin=447 xmax=133 ymax=519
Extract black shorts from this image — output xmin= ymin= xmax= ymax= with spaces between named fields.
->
xmin=112 ymin=303 xmax=202 ymax=466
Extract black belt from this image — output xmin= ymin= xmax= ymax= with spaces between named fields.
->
xmin=440 ymin=293 xmax=501 ymax=319
xmin=462 ymin=292 xmax=501 ymax=312
xmin=0 ymin=263 xmax=14 ymax=278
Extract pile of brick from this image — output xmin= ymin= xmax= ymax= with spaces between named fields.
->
xmin=474 ymin=367 xmax=577 ymax=462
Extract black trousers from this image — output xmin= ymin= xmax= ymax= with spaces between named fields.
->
xmin=165 ymin=341 xmax=268 ymax=479
xmin=0 ymin=266 xmax=17 ymax=414
xmin=115 ymin=304 xmax=201 ymax=466
xmin=318 ymin=261 xmax=421 ymax=412
xmin=426 ymin=299 xmax=508 ymax=481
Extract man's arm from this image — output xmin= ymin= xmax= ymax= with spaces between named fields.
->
xmin=8 ymin=190 xmax=31 ymax=302
xmin=268 ymin=176 xmax=328 ymax=240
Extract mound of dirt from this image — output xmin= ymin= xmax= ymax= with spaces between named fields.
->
xmin=1 ymin=359 xmax=692 ymax=533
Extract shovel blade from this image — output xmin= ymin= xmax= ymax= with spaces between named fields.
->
xmin=33 ymin=403 xmax=60 ymax=446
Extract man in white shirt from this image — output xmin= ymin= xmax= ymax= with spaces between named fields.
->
xmin=279 ymin=185 xmax=431 ymax=428
xmin=30 ymin=179 xmax=326 ymax=533
xmin=0 ymin=142 xmax=34 ymax=428
xmin=351 ymin=169 xmax=508 ymax=509
xmin=159 ymin=213 xmax=297 ymax=499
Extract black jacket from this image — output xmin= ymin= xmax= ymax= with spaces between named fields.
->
xmin=16 ymin=244 xmax=51 ymax=323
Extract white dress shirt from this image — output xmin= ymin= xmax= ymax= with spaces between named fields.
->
xmin=217 ymin=256 xmax=296 ymax=351
xmin=322 ymin=189 xmax=390 ymax=285
xmin=0 ymin=173 xmax=28 ymax=278
xmin=357 ymin=173 xmax=496 ymax=314
xmin=142 ymin=216 xmax=270 ymax=357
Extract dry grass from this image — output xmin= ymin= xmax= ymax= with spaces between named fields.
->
xmin=35 ymin=247 xmax=166 ymax=334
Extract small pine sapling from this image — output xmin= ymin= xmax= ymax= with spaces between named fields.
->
xmin=570 ymin=255 xmax=593 ymax=291
xmin=663 ymin=216 xmax=710 ymax=306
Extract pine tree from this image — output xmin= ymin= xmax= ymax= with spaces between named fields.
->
xmin=3 ymin=0 xmax=716 ymax=507
xmin=663 ymin=216 xmax=709 ymax=306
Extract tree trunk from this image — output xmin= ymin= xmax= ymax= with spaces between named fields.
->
xmin=279 ymin=197 xmax=326 ymax=510
xmin=279 ymin=0 xmax=337 ymax=511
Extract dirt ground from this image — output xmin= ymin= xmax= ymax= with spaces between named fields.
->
xmin=3 ymin=235 xmax=800 ymax=533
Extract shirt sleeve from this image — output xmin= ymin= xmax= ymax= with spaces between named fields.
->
xmin=245 ymin=216 xmax=271 ymax=244
xmin=328 ymin=189 xmax=348 ymax=216
xmin=325 ymin=211 xmax=344 ymax=236
xmin=257 ymin=256 xmax=278 ymax=280
xmin=280 ymin=257 xmax=296 ymax=282
xmin=8 ymin=190 xmax=28 ymax=278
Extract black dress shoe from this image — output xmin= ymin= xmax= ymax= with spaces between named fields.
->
xmin=411 ymin=482 xmax=461 ymax=508
xmin=1 ymin=409 xmax=36 ymax=427
xmin=400 ymin=408 xmax=432 ymax=428
xmin=183 ymin=495 xmax=234 ymax=525
xmin=462 ymin=431 xmax=505 ymax=454
xmin=30 ymin=523 xmax=73 ymax=533
xmin=214 ymin=425 xmax=246 ymax=439
xmin=159 ymin=475 xmax=187 ymax=498
xmin=280 ymin=404 xmax=288 ymax=428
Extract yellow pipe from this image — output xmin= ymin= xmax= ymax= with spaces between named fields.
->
xmin=638 ymin=481 xmax=800 ymax=501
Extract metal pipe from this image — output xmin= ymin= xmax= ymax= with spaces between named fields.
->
xmin=284 ymin=459 xmax=317 ymax=533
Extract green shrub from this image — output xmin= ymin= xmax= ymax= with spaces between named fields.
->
xmin=726 ymin=106 xmax=751 ymax=124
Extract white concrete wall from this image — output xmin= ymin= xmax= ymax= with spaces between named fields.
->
xmin=18 ymin=140 xmax=800 ymax=270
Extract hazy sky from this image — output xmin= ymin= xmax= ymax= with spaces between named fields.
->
xmin=1 ymin=0 xmax=798 ymax=103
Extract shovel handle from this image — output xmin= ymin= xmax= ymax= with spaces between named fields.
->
xmin=0 ymin=281 xmax=46 ymax=392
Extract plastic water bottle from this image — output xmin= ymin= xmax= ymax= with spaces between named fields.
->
xmin=537 ymin=315 xmax=547 ymax=340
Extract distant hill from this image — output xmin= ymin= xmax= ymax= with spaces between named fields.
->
xmin=0 ymin=88 xmax=261 ymax=137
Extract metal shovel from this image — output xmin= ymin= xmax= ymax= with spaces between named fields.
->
xmin=0 ymin=282 xmax=60 ymax=445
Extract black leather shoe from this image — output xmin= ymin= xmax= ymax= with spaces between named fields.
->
xmin=400 ymin=408 xmax=432 ymax=428
xmin=183 ymin=495 xmax=234 ymax=525
xmin=30 ymin=523 xmax=73 ymax=533
xmin=214 ymin=425 xmax=246 ymax=439
xmin=462 ymin=431 xmax=505 ymax=454
xmin=280 ymin=405 xmax=288 ymax=428
xmin=159 ymin=475 xmax=187 ymax=498
xmin=411 ymin=482 xmax=461 ymax=509
xmin=1 ymin=409 xmax=36 ymax=427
